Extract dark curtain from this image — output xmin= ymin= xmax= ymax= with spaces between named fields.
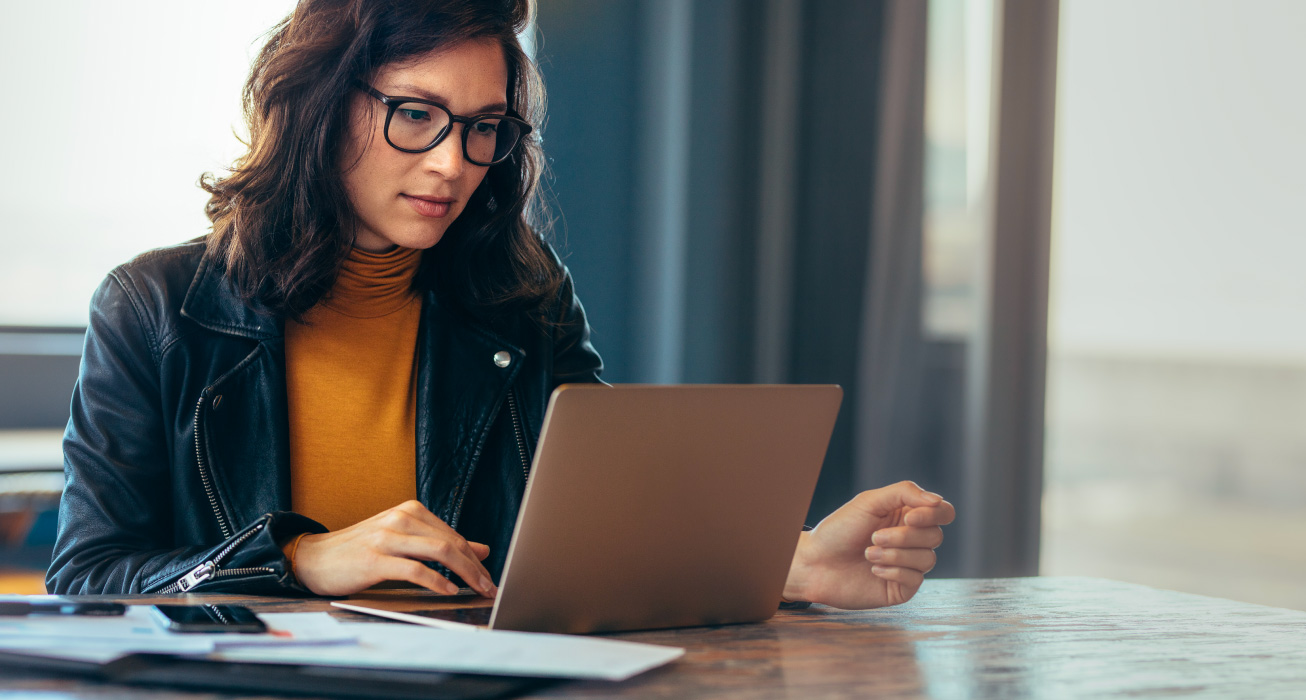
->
xmin=535 ymin=0 xmax=955 ymax=566
xmin=535 ymin=0 xmax=1057 ymax=578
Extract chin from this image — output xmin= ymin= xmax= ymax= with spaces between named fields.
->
xmin=387 ymin=221 xmax=453 ymax=250
xmin=354 ymin=205 xmax=462 ymax=251
xmin=402 ymin=231 xmax=448 ymax=250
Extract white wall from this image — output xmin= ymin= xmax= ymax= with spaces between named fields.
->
xmin=1045 ymin=0 xmax=1306 ymax=610
xmin=1052 ymin=0 xmax=1306 ymax=364
xmin=0 ymin=1 xmax=297 ymax=326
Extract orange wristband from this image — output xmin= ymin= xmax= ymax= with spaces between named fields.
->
xmin=286 ymin=533 xmax=310 ymax=577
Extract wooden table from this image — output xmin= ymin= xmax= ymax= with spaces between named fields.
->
xmin=1 ymin=576 xmax=1304 ymax=698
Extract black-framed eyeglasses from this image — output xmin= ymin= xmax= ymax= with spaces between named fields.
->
xmin=356 ymin=82 xmax=532 ymax=165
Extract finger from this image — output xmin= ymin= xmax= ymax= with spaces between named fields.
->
xmin=377 ymin=507 xmax=493 ymax=571
xmin=386 ymin=533 xmax=497 ymax=597
xmin=870 ymin=565 xmax=925 ymax=590
xmin=870 ymin=525 xmax=944 ymax=549
xmin=853 ymin=481 xmax=945 ymax=518
xmin=377 ymin=556 xmax=459 ymax=595
xmin=468 ymin=541 xmax=491 ymax=560
xmin=369 ymin=506 xmax=497 ymax=596
xmin=865 ymin=546 xmax=936 ymax=574
xmin=904 ymin=501 xmax=956 ymax=527
xmin=390 ymin=534 xmax=496 ymax=596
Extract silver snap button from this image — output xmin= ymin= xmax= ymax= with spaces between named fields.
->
xmin=493 ymin=351 xmax=512 ymax=368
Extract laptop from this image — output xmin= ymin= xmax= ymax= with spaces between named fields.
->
xmin=336 ymin=384 xmax=842 ymax=635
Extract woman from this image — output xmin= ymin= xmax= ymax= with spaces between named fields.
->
xmin=46 ymin=0 xmax=953 ymax=609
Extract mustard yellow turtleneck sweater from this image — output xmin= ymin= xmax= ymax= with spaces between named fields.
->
xmin=285 ymin=245 xmax=422 ymax=532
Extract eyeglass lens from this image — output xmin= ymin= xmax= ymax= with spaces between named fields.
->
xmin=388 ymin=103 xmax=523 ymax=164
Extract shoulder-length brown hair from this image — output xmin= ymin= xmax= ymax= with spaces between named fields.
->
xmin=201 ymin=0 xmax=561 ymax=322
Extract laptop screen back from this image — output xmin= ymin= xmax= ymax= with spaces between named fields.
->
xmin=489 ymin=384 xmax=842 ymax=634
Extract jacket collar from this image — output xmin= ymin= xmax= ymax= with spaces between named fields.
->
xmin=177 ymin=250 xmax=526 ymax=357
xmin=180 ymin=256 xmax=283 ymax=340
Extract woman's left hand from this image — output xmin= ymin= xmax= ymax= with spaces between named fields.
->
xmin=783 ymin=481 xmax=956 ymax=610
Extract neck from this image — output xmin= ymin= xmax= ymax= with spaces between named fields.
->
xmin=353 ymin=240 xmax=399 ymax=254
xmin=352 ymin=225 xmax=400 ymax=254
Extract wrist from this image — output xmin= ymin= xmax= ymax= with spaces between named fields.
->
xmin=286 ymin=533 xmax=310 ymax=576
xmin=280 ymin=531 xmax=325 ymax=593
xmin=782 ymin=530 xmax=815 ymax=604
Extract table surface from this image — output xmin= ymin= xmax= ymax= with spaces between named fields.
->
xmin=1 ymin=576 xmax=1304 ymax=699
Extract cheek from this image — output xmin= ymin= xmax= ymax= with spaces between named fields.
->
xmin=340 ymin=108 xmax=393 ymax=202
xmin=343 ymin=143 xmax=404 ymax=208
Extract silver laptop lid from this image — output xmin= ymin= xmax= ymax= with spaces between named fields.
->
xmin=490 ymin=384 xmax=842 ymax=634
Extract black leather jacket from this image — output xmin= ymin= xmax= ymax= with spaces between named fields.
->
xmin=46 ymin=241 xmax=603 ymax=595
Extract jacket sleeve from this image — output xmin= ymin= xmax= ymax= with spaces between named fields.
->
xmin=46 ymin=272 xmax=325 ymax=596
xmin=550 ymin=262 xmax=606 ymax=387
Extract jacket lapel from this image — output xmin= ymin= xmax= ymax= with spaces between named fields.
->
xmin=180 ymin=258 xmax=292 ymax=528
xmin=416 ymin=291 xmax=525 ymax=526
xmin=181 ymin=257 xmax=526 ymax=531
xmin=199 ymin=338 xmax=294 ymax=526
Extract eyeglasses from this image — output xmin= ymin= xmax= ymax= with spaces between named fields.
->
xmin=356 ymin=82 xmax=532 ymax=165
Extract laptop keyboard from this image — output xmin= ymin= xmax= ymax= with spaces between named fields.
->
xmin=405 ymin=607 xmax=493 ymax=626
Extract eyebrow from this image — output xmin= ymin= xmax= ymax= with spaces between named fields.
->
xmin=388 ymin=83 xmax=508 ymax=114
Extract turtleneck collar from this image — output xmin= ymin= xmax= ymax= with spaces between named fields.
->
xmin=321 ymin=245 xmax=423 ymax=318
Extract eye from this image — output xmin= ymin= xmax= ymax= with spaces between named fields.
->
xmin=472 ymin=120 xmax=500 ymax=135
xmin=397 ymin=108 xmax=432 ymax=122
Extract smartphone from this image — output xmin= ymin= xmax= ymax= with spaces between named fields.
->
xmin=150 ymin=604 xmax=267 ymax=634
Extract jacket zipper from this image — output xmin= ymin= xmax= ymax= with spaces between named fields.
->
xmin=193 ymin=391 xmax=232 ymax=539
xmin=156 ymin=520 xmax=272 ymax=594
xmin=448 ymin=387 xmax=530 ymax=530
xmin=506 ymin=388 xmax=531 ymax=485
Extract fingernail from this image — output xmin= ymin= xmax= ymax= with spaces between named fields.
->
xmin=865 ymin=547 xmax=884 ymax=562
xmin=479 ymin=577 xmax=493 ymax=593
xmin=924 ymin=491 xmax=943 ymax=503
xmin=871 ymin=531 xmax=888 ymax=546
xmin=871 ymin=565 xmax=890 ymax=576
xmin=443 ymin=583 xmax=459 ymax=595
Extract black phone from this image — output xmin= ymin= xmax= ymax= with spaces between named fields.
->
xmin=150 ymin=604 xmax=267 ymax=634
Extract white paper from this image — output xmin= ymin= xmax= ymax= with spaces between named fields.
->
xmin=220 ymin=612 xmax=358 ymax=648
xmin=213 ymin=621 xmax=685 ymax=681
xmin=0 ymin=607 xmax=355 ymax=656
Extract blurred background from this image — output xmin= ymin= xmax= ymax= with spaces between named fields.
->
xmin=0 ymin=0 xmax=1301 ymax=608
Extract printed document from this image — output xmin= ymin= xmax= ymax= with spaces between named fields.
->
xmin=213 ymin=621 xmax=685 ymax=681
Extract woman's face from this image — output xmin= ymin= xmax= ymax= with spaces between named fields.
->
xmin=341 ymin=39 xmax=508 ymax=252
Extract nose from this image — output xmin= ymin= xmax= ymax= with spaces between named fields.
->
xmin=421 ymin=124 xmax=467 ymax=179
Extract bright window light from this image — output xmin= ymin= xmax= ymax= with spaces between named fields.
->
xmin=0 ymin=1 xmax=298 ymax=326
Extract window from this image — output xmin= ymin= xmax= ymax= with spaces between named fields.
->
xmin=0 ymin=1 xmax=297 ymax=326
xmin=1043 ymin=0 xmax=1306 ymax=610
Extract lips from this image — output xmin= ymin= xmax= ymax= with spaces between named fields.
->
xmin=402 ymin=194 xmax=453 ymax=218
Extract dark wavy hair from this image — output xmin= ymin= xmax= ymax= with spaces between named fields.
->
xmin=201 ymin=0 xmax=560 ymax=322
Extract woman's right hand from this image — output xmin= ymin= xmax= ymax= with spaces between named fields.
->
xmin=290 ymin=500 xmax=497 ymax=598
